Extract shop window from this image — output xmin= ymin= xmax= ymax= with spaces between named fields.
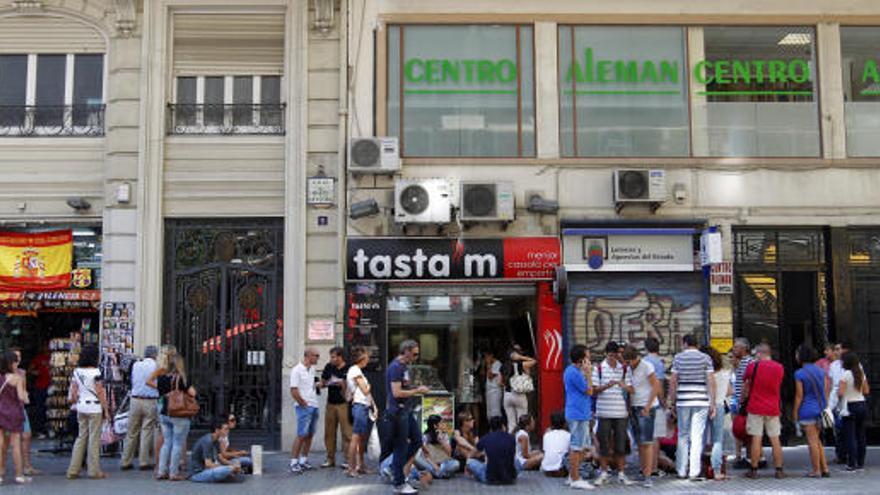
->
xmin=168 ymin=75 xmax=284 ymax=135
xmin=387 ymin=25 xmax=535 ymax=157
xmin=558 ymin=26 xmax=689 ymax=157
xmin=0 ymin=53 xmax=104 ymax=136
xmin=841 ymin=27 xmax=880 ymax=156
xmin=693 ymin=26 xmax=820 ymax=157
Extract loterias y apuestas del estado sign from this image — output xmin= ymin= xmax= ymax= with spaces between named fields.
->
xmin=400 ymin=48 xmax=880 ymax=97
xmin=346 ymin=237 xmax=560 ymax=281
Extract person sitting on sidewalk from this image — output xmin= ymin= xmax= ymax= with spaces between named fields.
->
xmin=513 ymin=414 xmax=544 ymax=471
xmin=466 ymin=416 xmax=518 ymax=485
xmin=415 ymin=415 xmax=460 ymax=479
xmin=190 ymin=419 xmax=242 ymax=483
xmin=219 ymin=414 xmax=252 ymax=474
xmin=540 ymin=411 xmax=570 ymax=478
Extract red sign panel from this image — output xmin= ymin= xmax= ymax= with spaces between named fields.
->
xmin=502 ymin=237 xmax=562 ymax=279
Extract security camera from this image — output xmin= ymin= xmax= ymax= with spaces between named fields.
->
xmin=65 ymin=197 xmax=92 ymax=211
xmin=527 ymin=194 xmax=559 ymax=214
xmin=349 ymin=198 xmax=380 ymax=219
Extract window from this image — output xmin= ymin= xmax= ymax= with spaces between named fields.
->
xmin=169 ymin=75 xmax=284 ymax=134
xmin=559 ymin=26 xmax=689 ymax=157
xmin=0 ymin=53 xmax=103 ymax=136
xmin=693 ymin=26 xmax=820 ymax=157
xmin=841 ymin=27 xmax=880 ymax=157
xmin=387 ymin=25 xmax=535 ymax=157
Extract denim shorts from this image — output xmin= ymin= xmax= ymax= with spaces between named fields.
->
xmin=569 ymin=419 xmax=592 ymax=451
xmin=295 ymin=405 xmax=319 ymax=437
xmin=630 ymin=407 xmax=657 ymax=445
xmin=352 ymin=403 xmax=373 ymax=435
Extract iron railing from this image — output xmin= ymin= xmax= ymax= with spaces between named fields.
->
xmin=166 ymin=103 xmax=286 ymax=135
xmin=0 ymin=105 xmax=105 ymax=137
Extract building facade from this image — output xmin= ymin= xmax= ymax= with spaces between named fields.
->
xmin=0 ymin=0 xmax=879 ymax=449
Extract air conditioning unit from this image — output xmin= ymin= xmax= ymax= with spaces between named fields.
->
xmin=348 ymin=137 xmax=400 ymax=174
xmin=394 ymin=179 xmax=452 ymax=224
xmin=613 ymin=169 xmax=667 ymax=204
xmin=459 ymin=181 xmax=515 ymax=222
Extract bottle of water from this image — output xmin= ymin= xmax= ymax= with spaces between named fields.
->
xmin=795 ymin=422 xmax=803 ymax=438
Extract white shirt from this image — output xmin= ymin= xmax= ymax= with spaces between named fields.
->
xmin=714 ymin=369 xmax=732 ymax=407
xmin=290 ymin=362 xmax=318 ymax=407
xmin=515 ymin=429 xmax=530 ymax=465
xmin=72 ymin=367 xmax=103 ymax=414
xmin=486 ymin=360 xmax=503 ymax=394
xmin=130 ymin=358 xmax=158 ymax=398
xmin=631 ymin=360 xmax=659 ymax=408
xmin=346 ymin=365 xmax=371 ymax=406
xmin=842 ymin=370 xmax=866 ymax=404
xmin=592 ymin=359 xmax=632 ymax=419
xmin=541 ymin=429 xmax=571 ymax=472
xmin=829 ymin=360 xmax=844 ymax=410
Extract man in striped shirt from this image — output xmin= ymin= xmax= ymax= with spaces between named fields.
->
xmin=731 ymin=337 xmax=753 ymax=468
xmin=591 ymin=341 xmax=635 ymax=487
xmin=669 ymin=334 xmax=716 ymax=481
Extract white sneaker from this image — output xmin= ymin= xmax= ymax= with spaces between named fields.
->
xmin=593 ymin=471 xmax=610 ymax=486
xmin=394 ymin=482 xmax=418 ymax=494
xmin=571 ymin=479 xmax=595 ymax=490
xmin=618 ymin=472 xmax=635 ymax=486
xmin=564 ymin=477 xmax=572 ymax=486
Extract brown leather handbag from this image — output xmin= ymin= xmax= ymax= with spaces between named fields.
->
xmin=166 ymin=374 xmax=199 ymax=418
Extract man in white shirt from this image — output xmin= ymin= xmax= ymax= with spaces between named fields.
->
xmin=289 ymin=348 xmax=320 ymax=474
xmin=121 ymin=345 xmax=159 ymax=470
xmin=622 ymin=345 xmax=661 ymax=488
xmin=591 ymin=341 xmax=635 ymax=487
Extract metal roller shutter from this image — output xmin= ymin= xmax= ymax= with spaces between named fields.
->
xmin=564 ymin=272 xmax=705 ymax=361
xmin=0 ymin=15 xmax=105 ymax=53
xmin=172 ymin=13 xmax=284 ymax=76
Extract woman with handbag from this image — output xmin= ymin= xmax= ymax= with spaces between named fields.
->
xmin=0 ymin=350 xmax=30 ymax=484
xmin=503 ymin=345 xmax=535 ymax=433
xmin=838 ymin=352 xmax=869 ymax=472
xmin=152 ymin=355 xmax=197 ymax=481
xmin=66 ymin=345 xmax=109 ymax=480
xmin=793 ymin=345 xmax=830 ymax=478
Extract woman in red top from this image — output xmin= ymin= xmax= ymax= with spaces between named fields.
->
xmin=0 ymin=350 xmax=30 ymax=484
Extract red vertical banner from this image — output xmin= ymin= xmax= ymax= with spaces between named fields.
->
xmin=537 ymin=281 xmax=563 ymax=433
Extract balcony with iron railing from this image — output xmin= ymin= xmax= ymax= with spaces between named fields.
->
xmin=166 ymin=104 xmax=286 ymax=135
xmin=0 ymin=105 xmax=105 ymax=137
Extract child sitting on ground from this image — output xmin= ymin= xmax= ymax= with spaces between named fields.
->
xmin=541 ymin=411 xmax=571 ymax=478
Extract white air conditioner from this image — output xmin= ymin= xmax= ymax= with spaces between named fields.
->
xmin=613 ymin=169 xmax=667 ymax=203
xmin=348 ymin=137 xmax=400 ymax=174
xmin=394 ymin=179 xmax=451 ymax=224
xmin=459 ymin=181 xmax=515 ymax=222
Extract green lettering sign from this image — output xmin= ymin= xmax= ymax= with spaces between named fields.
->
xmin=863 ymin=60 xmax=880 ymax=84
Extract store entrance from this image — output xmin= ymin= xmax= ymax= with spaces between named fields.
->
xmin=387 ymin=286 xmax=537 ymax=434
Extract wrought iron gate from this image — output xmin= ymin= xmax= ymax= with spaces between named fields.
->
xmin=163 ymin=219 xmax=283 ymax=447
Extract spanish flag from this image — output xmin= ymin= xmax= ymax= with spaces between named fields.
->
xmin=0 ymin=230 xmax=73 ymax=290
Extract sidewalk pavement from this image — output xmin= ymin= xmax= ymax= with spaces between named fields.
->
xmin=3 ymin=444 xmax=877 ymax=494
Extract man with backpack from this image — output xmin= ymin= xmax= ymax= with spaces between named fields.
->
xmin=591 ymin=341 xmax=635 ymax=486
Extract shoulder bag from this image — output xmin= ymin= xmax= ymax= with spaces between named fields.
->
xmin=509 ymin=362 xmax=534 ymax=394
xmin=804 ymin=369 xmax=834 ymax=430
xmin=166 ymin=374 xmax=200 ymax=418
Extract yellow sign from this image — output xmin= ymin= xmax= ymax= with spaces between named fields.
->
xmin=710 ymin=338 xmax=733 ymax=354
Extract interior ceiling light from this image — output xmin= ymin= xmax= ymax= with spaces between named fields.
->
xmin=777 ymin=33 xmax=811 ymax=46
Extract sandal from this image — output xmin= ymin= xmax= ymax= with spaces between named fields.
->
xmin=24 ymin=467 xmax=41 ymax=476
xmin=90 ymin=472 xmax=108 ymax=480
xmin=345 ymin=469 xmax=362 ymax=478
xmin=156 ymin=474 xmax=168 ymax=481
xmin=805 ymin=472 xmax=821 ymax=478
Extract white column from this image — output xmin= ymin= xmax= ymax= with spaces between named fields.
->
xmin=817 ymin=22 xmax=846 ymax=159
xmin=535 ymin=22 xmax=559 ymax=159
xmin=281 ymin=0 xmax=309 ymax=450
xmin=688 ymin=27 xmax=709 ymax=157
xmin=135 ymin=0 xmax=169 ymax=351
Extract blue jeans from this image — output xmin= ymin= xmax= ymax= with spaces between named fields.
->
xmin=295 ymin=405 xmax=319 ymax=437
xmin=842 ymin=401 xmax=868 ymax=469
xmin=158 ymin=415 xmax=191 ymax=477
xmin=234 ymin=456 xmax=253 ymax=472
xmin=381 ymin=454 xmax=419 ymax=484
xmin=707 ymin=409 xmax=727 ymax=472
xmin=414 ymin=454 xmax=460 ymax=479
xmin=467 ymin=458 xmax=489 ymax=483
xmin=190 ymin=466 xmax=236 ymax=483
xmin=389 ymin=409 xmax=422 ymax=486
xmin=676 ymin=406 xmax=709 ymax=478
